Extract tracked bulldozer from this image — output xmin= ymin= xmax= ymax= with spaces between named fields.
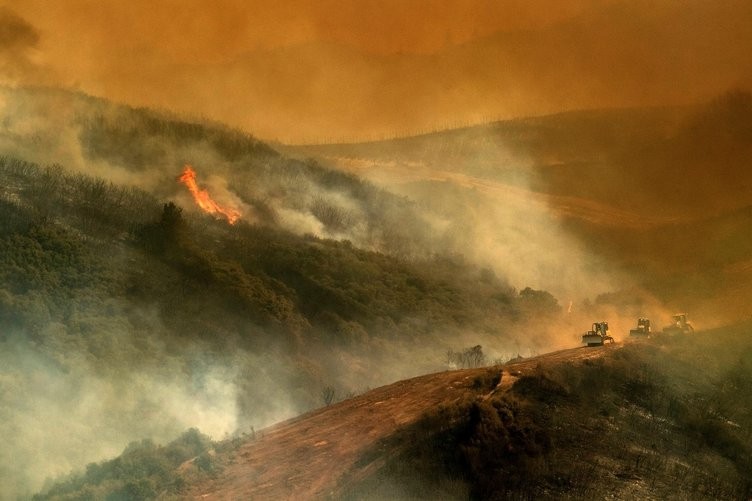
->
xmin=663 ymin=313 xmax=694 ymax=335
xmin=629 ymin=317 xmax=652 ymax=337
xmin=582 ymin=321 xmax=615 ymax=346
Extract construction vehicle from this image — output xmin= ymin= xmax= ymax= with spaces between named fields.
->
xmin=629 ymin=317 xmax=652 ymax=337
xmin=582 ymin=321 xmax=615 ymax=346
xmin=662 ymin=313 xmax=694 ymax=335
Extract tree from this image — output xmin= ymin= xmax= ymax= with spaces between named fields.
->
xmin=137 ymin=202 xmax=185 ymax=253
xmin=159 ymin=202 xmax=184 ymax=238
xmin=447 ymin=345 xmax=488 ymax=369
xmin=322 ymin=386 xmax=336 ymax=406
xmin=517 ymin=287 xmax=561 ymax=316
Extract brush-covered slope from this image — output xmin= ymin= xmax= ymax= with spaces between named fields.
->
xmin=0 ymin=88 xmax=566 ymax=498
xmin=35 ymin=324 xmax=752 ymax=500
xmin=343 ymin=324 xmax=752 ymax=500
xmin=1 ymin=85 xmax=442 ymax=256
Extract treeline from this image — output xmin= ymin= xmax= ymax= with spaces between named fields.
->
xmin=79 ymin=106 xmax=278 ymax=169
xmin=0 ymin=156 xmax=158 ymax=236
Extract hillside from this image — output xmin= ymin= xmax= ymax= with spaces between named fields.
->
xmin=293 ymin=92 xmax=752 ymax=219
xmin=35 ymin=323 xmax=752 ymax=500
xmin=0 ymin=88 xmax=571 ymax=498
xmin=292 ymin=91 xmax=752 ymax=321
xmin=2 ymin=86 xmax=750 ymax=498
xmin=186 ymin=344 xmax=615 ymax=500
xmin=341 ymin=324 xmax=752 ymax=500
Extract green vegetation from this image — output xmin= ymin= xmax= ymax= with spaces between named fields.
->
xmin=0 ymin=154 xmax=554 ymax=351
xmin=33 ymin=429 xmax=215 ymax=501
xmin=0 ymin=150 xmax=558 ymax=497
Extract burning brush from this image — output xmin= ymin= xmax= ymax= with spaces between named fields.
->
xmin=178 ymin=165 xmax=241 ymax=224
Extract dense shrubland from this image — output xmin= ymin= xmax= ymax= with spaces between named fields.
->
xmin=0 ymin=152 xmax=562 ymax=497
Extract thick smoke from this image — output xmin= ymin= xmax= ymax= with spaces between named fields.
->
xmin=0 ymin=303 xmax=308 ymax=498
xmin=0 ymin=85 xmax=435 ymax=249
xmin=0 ymin=86 xmax=434 ymax=496
xmin=299 ymin=132 xmax=626 ymax=303
xmin=0 ymin=7 xmax=42 ymax=86
xmin=8 ymin=1 xmax=752 ymax=141
xmin=0 ymin=6 xmax=55 ymax=85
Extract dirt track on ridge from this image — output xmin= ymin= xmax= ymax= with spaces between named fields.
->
xmin=188 ymin=343 xmax=619 ymax=500
xmin=319 ymin=157 xmax=679 ymax=229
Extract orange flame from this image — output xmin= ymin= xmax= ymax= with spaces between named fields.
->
xmin=178 ymin=165 xmax=241 ymax=224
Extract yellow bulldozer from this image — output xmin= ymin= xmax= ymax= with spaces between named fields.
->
xmin=582 ymin=321 xmax=615 ymax=347
xmin=662 ymin=313 xmax=694 ymax=335
xmin=629 ymin=317 xmax=652 ymax=337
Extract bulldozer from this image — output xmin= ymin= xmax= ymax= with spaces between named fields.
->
xmin=582 ymin=321 xmax=615 ymax=346
xmin=662 ymin=313 xmax=694 ymax=335
xmin=629 ymin=317 xmax=652 ymax=337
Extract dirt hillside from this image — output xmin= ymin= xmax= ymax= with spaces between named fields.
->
xmin=187 ymin=344 xmax=616 ymax=499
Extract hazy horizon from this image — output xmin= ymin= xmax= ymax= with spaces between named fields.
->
xmin=3 ymin=0 xmax=752 ymax=141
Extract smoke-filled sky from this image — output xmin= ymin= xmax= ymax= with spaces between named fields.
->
xmin=4 ymin=0 xmax=752 ymax=140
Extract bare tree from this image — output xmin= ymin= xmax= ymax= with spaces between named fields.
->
xmin=447 ymin=345 xmax=488 ymax=369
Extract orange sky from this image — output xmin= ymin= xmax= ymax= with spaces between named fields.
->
xmin=3 ymin=0 xmax=752 ymax=141
xmin=9 ymin=1 xmax=593 ymax=58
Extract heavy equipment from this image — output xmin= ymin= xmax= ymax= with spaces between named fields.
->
xmin=629 ymin=317 xmax=652 ymax=337
xmin=662 ymin=313 xmax=694 ymax=335
xmin=582 ymin=321 xmax=614 ymax=346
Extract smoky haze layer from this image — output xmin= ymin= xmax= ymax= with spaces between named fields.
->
xmin=0 ymin=6 xmax=44 ymax=85
xmin=5 ymin=1 xmax=752 ymax=141
xmin=294 ymin=90 xmax=752 ymax=326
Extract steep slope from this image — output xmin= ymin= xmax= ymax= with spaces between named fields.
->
xmin=185 ymin=344 xmax=615 ymax=500
xmin=342 ymin=325 xmax=752 ymax=500
xmin=4 ymin=87 xmax=609 ymax=497
xmin=0 ymin=86 xmax=438 ymax=256
xmin=191 ymin=324 xmax=752 ymax=500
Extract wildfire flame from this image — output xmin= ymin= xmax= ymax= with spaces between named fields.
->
xmin=178 ymin=165 xmax=241 ymax=224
